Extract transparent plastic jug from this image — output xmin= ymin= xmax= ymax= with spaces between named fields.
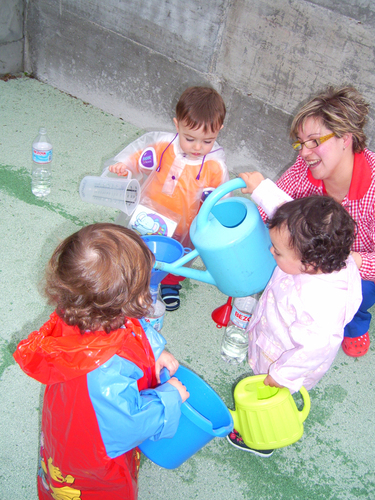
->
xmin=79 ymin=168 xmax=140 ymax=215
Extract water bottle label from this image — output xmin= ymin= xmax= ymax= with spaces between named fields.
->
xmin=144 ymin=314 xmax=164 ymax=332
xmin=230 ymin=305 xmax=253 ymax=329
xmin=33 ymin=148 xmax=52 ymax=163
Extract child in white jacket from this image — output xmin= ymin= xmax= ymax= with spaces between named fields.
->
xmin=226 ymin=172 xmax=362 ymax=457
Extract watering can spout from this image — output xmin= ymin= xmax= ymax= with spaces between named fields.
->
xmin=229 ymin=409 xmax=239 ymax=432
xmin=154 ymin=249 xmax=217 ymax=286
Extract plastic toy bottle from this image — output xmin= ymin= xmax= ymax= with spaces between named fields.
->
xmin=32 ymin=127 xmax=52 ymax=198
xmin=144 ymin=285 xmax=166 ymax=332
xmin=220 ymin=294 xmax=260 ymax=364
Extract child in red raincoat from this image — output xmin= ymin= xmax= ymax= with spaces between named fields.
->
xmin=14 ymin=223 xmax=189 ymax=500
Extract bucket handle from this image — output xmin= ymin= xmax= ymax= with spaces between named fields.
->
xmin=159 ymin=368 xmax=233 ymax=437
xmin=196 ymin=177 xmax=246 ymax=232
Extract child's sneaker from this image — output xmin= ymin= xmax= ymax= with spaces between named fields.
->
xmin=160 ymin=284 xmax=182 ymax=311
xmin=226 ymin=429 xmax=274 ymax=457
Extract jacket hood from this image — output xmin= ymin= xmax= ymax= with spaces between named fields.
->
xmin=13 ymin=312 xmax=150 ymax=385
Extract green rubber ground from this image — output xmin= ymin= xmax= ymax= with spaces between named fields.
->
xmin=1 ymin=77 xmax=374 ymax=500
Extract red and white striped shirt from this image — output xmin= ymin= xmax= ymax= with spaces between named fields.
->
xmin=267 ymin=149 xmax=375 ymax=281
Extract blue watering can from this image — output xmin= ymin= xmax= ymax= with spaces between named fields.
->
xmin=154 ymin=178 xmax=276 ymax=297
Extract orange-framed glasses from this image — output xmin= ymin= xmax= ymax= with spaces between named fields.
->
xmin=292 ymin=132 xmax=335 ymax=151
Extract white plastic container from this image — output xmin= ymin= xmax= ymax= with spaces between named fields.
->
xmin=79 ymin=168 xmax=140 ymax=215
xmin=221 ymin=294 xmax=260 ymax=364
xmin=144 ymin=299 xmax=166 ymax=332
xmin=32 ymin=127 xmax=52 ymax=198
xmin=144 ymin=285 xmax=166 ymax=332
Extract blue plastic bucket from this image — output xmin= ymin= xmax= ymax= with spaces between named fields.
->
xmin=139 ymin=366 xmax=233 ymax=469
xmin=141 ymin=235 xmax=188 ymax=289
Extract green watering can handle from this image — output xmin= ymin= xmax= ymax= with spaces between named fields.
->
xmin=298 ymin=386 xmax=311 ymax=423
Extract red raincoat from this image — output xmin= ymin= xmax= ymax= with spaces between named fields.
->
xmin=13 ymin=312 xmax=166 ymax=500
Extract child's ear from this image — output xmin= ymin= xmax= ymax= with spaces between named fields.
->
xmin=173 ymin=118 xmax=179 ymax=132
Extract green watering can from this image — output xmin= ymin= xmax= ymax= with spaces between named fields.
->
xmin=230 ymin=375 xmax=311 ymax=450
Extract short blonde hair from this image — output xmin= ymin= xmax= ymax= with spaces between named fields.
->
xmin=290 ymin=86 xmax=369 ymax=153
xmin=45 ymin=223 xmax=154 ymax=333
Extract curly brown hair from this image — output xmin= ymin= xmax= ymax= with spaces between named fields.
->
xmin=45 ymin=223 xmax=154 ymax=333
xmin=268 ymin=196 xmax=356 ymax=274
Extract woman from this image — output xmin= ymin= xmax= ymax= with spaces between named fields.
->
xmin=256 ymin=86 xmax=375 ymax=357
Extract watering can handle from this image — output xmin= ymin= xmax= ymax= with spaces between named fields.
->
xmin=196 ymin=177 xmax=247 ymax=232
xmin=246 ymin=374 xmax=311 ymax=423
xmin=298 ymin=386 xmax=311 ymax=423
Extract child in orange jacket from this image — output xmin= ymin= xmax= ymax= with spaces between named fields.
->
xmin=109 ymin=86 xmax=229 ymax=311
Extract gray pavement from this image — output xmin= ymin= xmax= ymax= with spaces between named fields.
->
xmin=1 ymin=77 xmax=374 ymax=500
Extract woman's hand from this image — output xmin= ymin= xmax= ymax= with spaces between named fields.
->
xmin=108 ymin=162 xmax=131 ymax=176
xmin=239 ymin=172 xmax=265 ymax=194
xmin=167 ymin=377 xmax=190 ymax=402
xmin=350 ymin=251 xmax=362 ymax=270
xmin=155 ymin=350 xmax=179 ymax=383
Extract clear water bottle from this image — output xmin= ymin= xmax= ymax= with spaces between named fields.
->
xmin=220 ymin=294 xmax=260 ymax=364
xmin=32 ymin=127 xmax=52 ymax=197
xmin=144 ymin=285 xmax=166 ymax=332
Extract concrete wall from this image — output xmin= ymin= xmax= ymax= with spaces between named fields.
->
xmin=14 ymin=1 xmax=375 ymax=176
xmin=0 ymin=0 xmax=24 ymax=74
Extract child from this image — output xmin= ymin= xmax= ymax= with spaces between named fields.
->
xmin=13 ymin=223 xmax=189 ymax=500
xmin=226 ymin=173 xmax=362 ymax=457
xmin=109 ymin=86 xmax=229 ymax=311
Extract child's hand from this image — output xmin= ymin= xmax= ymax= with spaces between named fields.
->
xmin=263 ymin=374 xmax=285 ymax=389
xmin=108 ymin=162 xmax=131 ymax=177
xmin=239 ymin=172 xmax=265 ymax=194
xmin=167 ymin=377 xmax=190 ymax=402
xmin=155 ymin=350 xmax=179 ymax=383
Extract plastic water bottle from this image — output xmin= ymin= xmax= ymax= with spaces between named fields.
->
xmin=144 ymin=285 xmax=166 ymax=332
xmin=220 ymin=294 xmax=260 ymax=364
xmin=32 ymin=127 xmax=52 ymax=197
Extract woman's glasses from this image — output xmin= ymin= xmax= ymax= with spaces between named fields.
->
xmin=292 ymin=133 xmax=335 ymax=151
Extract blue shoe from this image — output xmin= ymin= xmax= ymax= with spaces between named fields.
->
xmin=160 ymin=285 xmax=182 ymax=311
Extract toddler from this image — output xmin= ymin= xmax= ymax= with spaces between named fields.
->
xmin=226 ymin=173 xmax=362 ymax=457
xmin=109 ymin=86 xmax=229 ymax=311
xmin=14 ymin=223 xmax=189 ymax=499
